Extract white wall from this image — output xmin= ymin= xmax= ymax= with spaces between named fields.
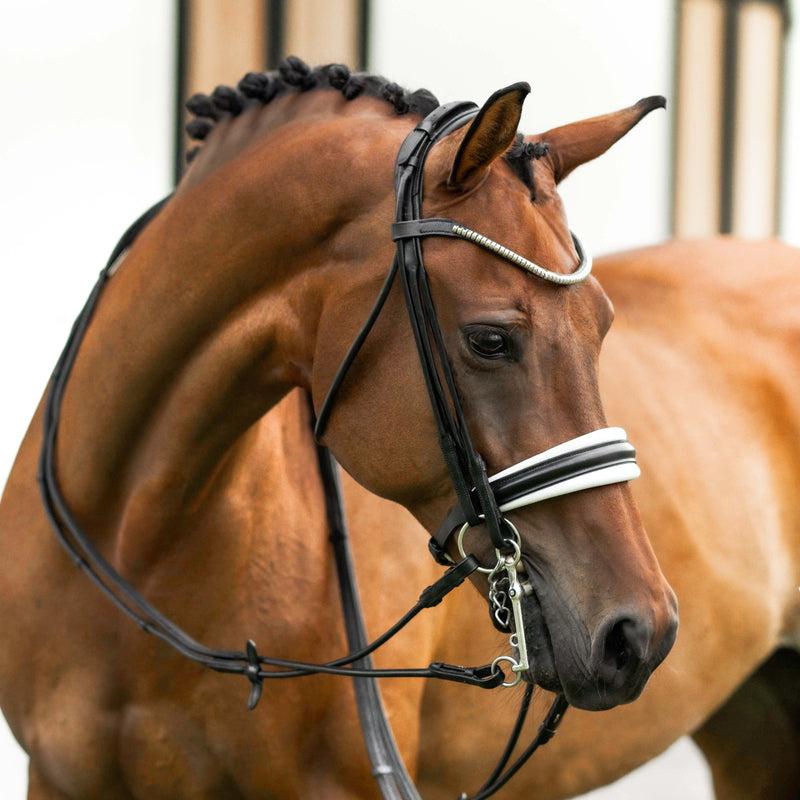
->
xmin=370 ymin=0 xmax=675 ymax=256
xmin=0 ymin=2 xmax=174 ymax=795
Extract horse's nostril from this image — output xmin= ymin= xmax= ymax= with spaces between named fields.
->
xmin=595 ymin=616 xmax=649 ymax=684
xmin=610 ymin=630 xmax=630 ymax=671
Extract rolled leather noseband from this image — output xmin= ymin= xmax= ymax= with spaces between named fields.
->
xmin=432 ymin=427 xmax=640 ymax=557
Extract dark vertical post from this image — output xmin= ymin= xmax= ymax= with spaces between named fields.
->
xmin=267 ymin=0 xmax=286 ymax=68
xmin=719 ymin=0 xmax=740 ymax=234
xmin=173 ymin=0 xmax=191 ymax=187
xmin=357 ymin=0 xmax=370 ymax=69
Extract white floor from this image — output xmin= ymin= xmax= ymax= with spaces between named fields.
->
xmin=577 ymin=737 xmax=714 ymax=799
xmin=0 ymin=718 xmax=27 ymax=799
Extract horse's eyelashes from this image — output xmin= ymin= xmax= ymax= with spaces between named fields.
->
xmin=466 ymin=327 xmax=513 ymax=360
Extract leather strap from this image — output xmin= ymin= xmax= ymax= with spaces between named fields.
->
xmin=316 ymin=441 xmax=422 ymax=800
xmin=393 ymin=102 xmax=512 ymax=552
xmin=391 ymin=217 xmax=462 ymax=240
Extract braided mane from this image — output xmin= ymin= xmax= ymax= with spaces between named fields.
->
xmin=185 ymin=56 xmax=545 ymax=196
xmin=185 ymin=56 xmax=440 ymax=163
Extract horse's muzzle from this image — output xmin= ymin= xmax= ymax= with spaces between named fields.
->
xmin=520 ymin=558 xmax=679 ymax=711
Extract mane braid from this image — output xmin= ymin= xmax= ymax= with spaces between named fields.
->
xmin=184 ymin=56 xmax=544 ymax=199
xmin=184 ymin=56 xmax=440 ymax=162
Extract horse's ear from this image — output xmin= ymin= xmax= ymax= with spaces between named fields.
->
xmin=447 ymin=82 xmax=530 ymax=191
xmin=534 ymin=96 xmax=666 ymax=184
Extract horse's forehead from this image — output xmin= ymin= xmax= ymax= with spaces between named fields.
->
xmin=442 ymin=159 xmax=567 ymax=242
xmin=426 ymin=225 xmax=611 ymax=343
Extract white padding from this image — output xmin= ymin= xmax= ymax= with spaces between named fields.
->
xmin=497 ymin=463 xmax=641 ymax=513
xmin=489 ymin=427 xmax=630 ymax=482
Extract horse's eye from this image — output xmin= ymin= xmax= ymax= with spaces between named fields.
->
xmin=467 ymin=327 xmax=511 ymax=359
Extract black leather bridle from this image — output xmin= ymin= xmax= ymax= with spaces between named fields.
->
xmin=315 ymin=100 xmax=638 ymax=570
xmin=36 ymin=98 xmax=641 ymax=800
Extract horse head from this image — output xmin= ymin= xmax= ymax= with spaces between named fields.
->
xmin=313 ymin=81 xmax=678 ymax=711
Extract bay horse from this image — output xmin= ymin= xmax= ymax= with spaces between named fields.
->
xmin=0 ymin=56 xmax=786 ymax=799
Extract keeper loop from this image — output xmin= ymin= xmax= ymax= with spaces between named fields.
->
xmin=245 ymin=639 xmax=264 ymax=711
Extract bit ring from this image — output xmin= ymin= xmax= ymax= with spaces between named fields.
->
xmin=491 ymin=655 xmax=523 ymax=688
xmin=457 ymin=519 xmax=522 ymax=574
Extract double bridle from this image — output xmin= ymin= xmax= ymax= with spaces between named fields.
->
xmin=38 ymin=99 xmax=640 ymax=800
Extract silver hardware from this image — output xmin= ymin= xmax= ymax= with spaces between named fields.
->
xmin=459 ymin=519 xmax=532 ymax=688
xmin=504 ymin=550 xmax=531 ymax=681
xmin=491 ymin=654 xmax=523 ymax=688
xmin=457 ymin=521 xmax=497 ymax=574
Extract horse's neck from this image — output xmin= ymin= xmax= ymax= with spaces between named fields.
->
xmin=54 ymin=95 xmax=406 ymax=549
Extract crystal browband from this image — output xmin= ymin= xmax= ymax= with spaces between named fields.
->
xmin=391 ymin=217 xmax=592 ymax=285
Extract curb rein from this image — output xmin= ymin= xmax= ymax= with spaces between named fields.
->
xmin=38 ymin=100 xmax=640 ymax=800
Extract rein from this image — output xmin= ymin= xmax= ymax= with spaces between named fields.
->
xmin=35 ymin=196 xmax=545 ymax=800
xmin=36 ymin=98 xmax=641 ymax=800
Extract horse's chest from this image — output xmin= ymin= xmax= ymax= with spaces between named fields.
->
xmin=117 ymin=696 xmax=367 ymax=800
xmin=117 ymin=704 xmax=240 ymax=798
xmin=32 ymin=698 xmax=242 ymax=799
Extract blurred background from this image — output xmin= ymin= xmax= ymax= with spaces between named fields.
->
xmin=1 ymin=0 xmax=798 ymax=796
